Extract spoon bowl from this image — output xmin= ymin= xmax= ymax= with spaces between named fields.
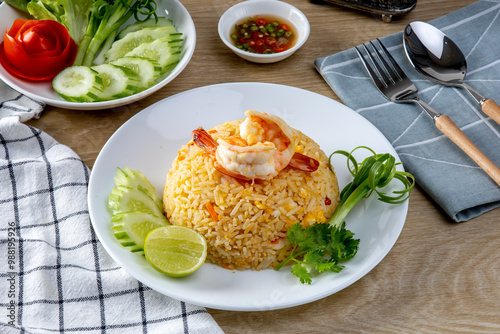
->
xmin=403 ymin=21 xmax=500 ymax=125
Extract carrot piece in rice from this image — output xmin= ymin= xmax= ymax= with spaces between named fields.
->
xmin=206 ymin=202 xmax=219 ymax=222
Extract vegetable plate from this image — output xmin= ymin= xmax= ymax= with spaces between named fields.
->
xmin=0 ymin=0 xmax=195 ymax=110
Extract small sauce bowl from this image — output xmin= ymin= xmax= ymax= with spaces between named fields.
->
xmin=218 ymin=0 xmax=310 ymax=63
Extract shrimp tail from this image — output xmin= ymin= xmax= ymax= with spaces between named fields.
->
xmin=289 ymin=152 xmax=320 ymax=172
xmin=192 ymin=127 xmax=218 ymax=155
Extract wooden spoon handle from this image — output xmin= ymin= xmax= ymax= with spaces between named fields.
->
xmin=435 ymin=114 xmax=500 ymax=186
xmin=481 ymin=99 xmax=500 ymax=125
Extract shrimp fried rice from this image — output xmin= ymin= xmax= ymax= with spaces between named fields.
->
xmin=163 ymin=118 xmax=339 ymax=270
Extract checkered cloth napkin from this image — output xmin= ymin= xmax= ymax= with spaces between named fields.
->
xmin=0 ymin=82 xmax=223 ymax=333
xmin=315 ymin=0 xmax=500 ymax=222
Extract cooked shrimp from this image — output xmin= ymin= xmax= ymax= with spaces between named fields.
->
xmin=239 ymin=110 xmax=296 ymax=173
xmin=192 ymin=110 xmax=319 ymax=181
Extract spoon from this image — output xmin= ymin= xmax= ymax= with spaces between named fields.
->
xmin=403 ymin=21 xmax=500 ymax=125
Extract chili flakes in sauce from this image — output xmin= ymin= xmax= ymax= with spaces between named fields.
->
xmin=230 ymin=16 xmax=296 ymax=54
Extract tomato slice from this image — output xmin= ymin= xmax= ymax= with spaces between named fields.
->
xmin=8 ymin=19 xmax=30 ymax=36
xmin=21 ymin=24 xmax=59 ymax=55
xmin=0 ymin=40 xmax=77 ymax=81
xmin=0 ymin=20 xmax=77 ymax=81
xmin=0 ymin=42 xmax=58 ymax=81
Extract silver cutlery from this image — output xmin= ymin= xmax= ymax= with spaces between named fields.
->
xmin=403 ymin=21 xmax=500 ymax=126
xmin=355 ymin=39 xmax=500 ymax=186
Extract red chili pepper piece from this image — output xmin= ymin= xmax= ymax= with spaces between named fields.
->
xmin=256 ymin=18 xmax=267 ymax=26
xmin=265 ymin=37 xmax=276 ymax=46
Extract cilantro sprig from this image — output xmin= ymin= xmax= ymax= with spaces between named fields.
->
xmin=275 ymin=146 xmax=414 ymax=284
xmin=276 ymin=221 xmax=359 ymax=284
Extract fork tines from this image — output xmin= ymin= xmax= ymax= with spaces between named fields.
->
xmin=355 ymin=39 xmax=406 ymax=89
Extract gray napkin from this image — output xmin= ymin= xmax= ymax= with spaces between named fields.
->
xmin=0 ymin=81 xmax=223 ymax=333
xmin=315 ymin=0 xmax=500 ymax=222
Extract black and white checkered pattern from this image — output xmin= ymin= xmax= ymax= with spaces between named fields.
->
xmin=0 ymin=84 xmax=223 ymax=333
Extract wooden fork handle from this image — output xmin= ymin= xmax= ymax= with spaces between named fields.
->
xmin=435 ymin=114 xmax=500 ymax=186
xmin=481 ymin=99 xmax=500 ymax=126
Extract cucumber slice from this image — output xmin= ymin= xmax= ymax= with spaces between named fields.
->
xmin=108 ymin=185 xmax=164 ymax=216
xmin=91 ymin=64 xmax=141 ymax=100
xmin=108 ymin=167 xmax=169 ymax=254
xmin=104 ymin=26 xmax=178 ymax=62
xmin=111 ymin=211 xmax=168 ymax=253
xmin=124 ymin=37 xmax=183 ymax=73
xmin=52 ymin=66 xmax=102 ymax=102
xmin=113 ymin=167 xmax=163 ymax=209
xmin=117 ymin=17 xmax=174 ymax=39
xmin=153 ymin=50 xmax=182 ymax=81
xmin=111 ymin=57 xmax=161 ymax=89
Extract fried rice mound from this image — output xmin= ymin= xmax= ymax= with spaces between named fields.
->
xmin=163 ymin=119 xmax=339 ymax=270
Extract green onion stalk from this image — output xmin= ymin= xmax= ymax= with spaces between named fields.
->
xmin=328 ymin=146 xmax=414 ymax=229
xmin=275 ymin=146 xmax=415 ymax=284
xmin=74 ymin=0 xmax=158 ymax=66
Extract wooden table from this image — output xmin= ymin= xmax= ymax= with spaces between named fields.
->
xmin=27 ymin=0 xmax=500 ymax=332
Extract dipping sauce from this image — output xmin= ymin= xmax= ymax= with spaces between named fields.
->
xmin=230 ymin=16 xmax=296 ymax=54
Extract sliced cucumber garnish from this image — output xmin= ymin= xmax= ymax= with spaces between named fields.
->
xmin=111 ymin=211 xmax=168 ymax=253
xmin=52 ymin=66 xmax=102 ymax=102
xmin=109 ymin=167 xmax=169 ymax=254
xmin=124 ymin=37 xmax=183 ymax=71
xmin=53 ymin=20 xmax=183 ymax=102
xmin=90 ymin=64 xmax=141 ymax=100
xmin=117 ymin=17 xmax=174 ymax=40
xmin=111 ymin=57 xmax=161 ymax=89
xmin=104 ymin=26 xmax=178 ymax=62
xmin=113 ymin=167 xmax=163 ymax=209
xmin=109 ymin=185 xmax=164 ymax=216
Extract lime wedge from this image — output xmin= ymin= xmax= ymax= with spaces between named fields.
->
xmin=144 ymin=226 xmax=207 ymax=277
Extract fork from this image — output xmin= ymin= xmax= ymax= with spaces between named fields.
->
xmin=356 ymin=39 xmax=500 ymax=186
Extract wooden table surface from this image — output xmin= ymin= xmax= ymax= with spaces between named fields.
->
xmin=26 ymin=0 xmax=500 ymax=332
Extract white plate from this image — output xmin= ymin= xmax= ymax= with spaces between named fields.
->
xmin=0 ymin=0 xmax=195 ymax=110
xmin=88 ymin=82 xmax=409 ymax=311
